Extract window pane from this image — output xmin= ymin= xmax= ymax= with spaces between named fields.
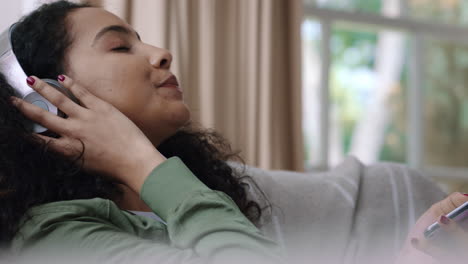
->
xmin=423 ymin=40 xmax=468 ymax=167
xmin=302 ymin=19 xmax=407 ymax=167
xmin=329 ymin=26 xmax=408 ymax=166
xmin=313 ymin=0 xmax=382 ymax=14
xmin=307 ymin=0 xmax=468 ymax=26
xmin=302 ymin=19 xmax=410 ymax=168
xmin=302 ymin=18 xmax=323 ymax=169
xmin=409 ymin=0 xmax=468 ymax=26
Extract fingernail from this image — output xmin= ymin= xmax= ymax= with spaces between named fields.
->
xmin=440 ymin=215 xmax=450 ymax=225
xmin=464 ymin=193 xmax=468 ymax=197
xmin=58 ymin=75 xmax=65 ymax=82
xmin=410 ymin=238 xmax=419 ymax=247
xmin=26 ymin=77 xmax=35 ymax=86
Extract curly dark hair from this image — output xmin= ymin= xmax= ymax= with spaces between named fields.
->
xmin=0 ymin=0 xmax=266 ymax=247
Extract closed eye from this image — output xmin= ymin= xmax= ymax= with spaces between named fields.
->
xmin=112 ymin=46 xmax=130 ymax=52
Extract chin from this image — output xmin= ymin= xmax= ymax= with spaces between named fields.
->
xmin=154 ymin=104 xmax=191 ymax=145
xmin=170 ymin=102 xmax=191 ymax=127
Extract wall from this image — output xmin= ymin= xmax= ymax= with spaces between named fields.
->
xmin=0 ymin=2 xmax=22 ymax=32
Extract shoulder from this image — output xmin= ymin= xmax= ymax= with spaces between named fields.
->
xmin=11 ymin=198 xmax=114 ymax=253
xmin=26 ymin=197 xmax=111 ymax=218
xmin=17 ymin=197 xmax=112 ymax=230
xmin=11 ymin=198 xmax=165 ymax=255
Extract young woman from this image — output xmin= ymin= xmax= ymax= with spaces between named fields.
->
xmin=0 ymin=1 xmax=279 ymax=263
xmin=0 ymin=1 xmax=466 ymax=263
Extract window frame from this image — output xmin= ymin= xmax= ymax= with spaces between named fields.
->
xmin=303 ymin=4 xmax=468 ymax=180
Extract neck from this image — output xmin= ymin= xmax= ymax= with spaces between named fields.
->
xmin=114 ymin=184 xmax=152 ymax=212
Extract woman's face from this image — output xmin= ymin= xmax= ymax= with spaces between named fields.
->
xmin=64 ymin=8 xmax=190 ymax=146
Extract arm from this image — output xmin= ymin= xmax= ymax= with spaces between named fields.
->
xmin=15 ymin=158 xmax=283 ymax=264
xmin=11 ymin=76 xmax=283 ymax=263
xmin=140 ymin=157 xmax=283 ymax=263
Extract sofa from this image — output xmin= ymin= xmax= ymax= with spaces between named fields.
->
xmin=238 ymin=156 xmax=446 ymax=264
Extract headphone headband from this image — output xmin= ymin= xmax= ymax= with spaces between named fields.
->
xmin=0 ymin=23 xmax=60 ymax=133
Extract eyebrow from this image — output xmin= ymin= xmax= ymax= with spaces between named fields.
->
xmin=92 ymin=25 xmax=141 ymax=46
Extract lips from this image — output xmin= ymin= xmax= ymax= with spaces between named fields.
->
xmin=158 ymin=75 xmax=182 ymax=92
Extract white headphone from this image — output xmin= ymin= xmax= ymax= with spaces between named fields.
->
xmin=0 ymin=23 xmax=76 ymax=133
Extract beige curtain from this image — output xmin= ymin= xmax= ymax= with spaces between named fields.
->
xmin=96 ymin=0 xmax=304 ymax=171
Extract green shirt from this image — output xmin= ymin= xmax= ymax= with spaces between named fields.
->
xmin=10 ymin=157 xmax=283 ymax=263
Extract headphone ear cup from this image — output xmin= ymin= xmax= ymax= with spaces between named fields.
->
xmin=23 ymin=91 xmax=58 ymax=133
xmin=22 ymin=79 xmax=73 ymax=133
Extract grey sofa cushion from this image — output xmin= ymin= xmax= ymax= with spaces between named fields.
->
xmin=236 ymin=156 xmax=446 ymax=264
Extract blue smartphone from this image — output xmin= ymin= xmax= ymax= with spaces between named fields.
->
xmin=424 ymin=201 xmax=468 ymax=239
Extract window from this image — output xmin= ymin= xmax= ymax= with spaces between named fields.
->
xmin=302 ymin=0 xmax=468 ymax=182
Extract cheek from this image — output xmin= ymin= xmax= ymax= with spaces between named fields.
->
xmin=83 ymin=78 xmax=127 ymax=105
xmin=80 ymin=73 xmax=152 ymax=109
xmin=118 ymin=91 xmax=156 ymax=120
xmin=68 ymin=55 xmax=150 ymax=98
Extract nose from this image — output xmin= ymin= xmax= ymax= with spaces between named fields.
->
xmin=149 ymin=46 xmax=173 ymax=69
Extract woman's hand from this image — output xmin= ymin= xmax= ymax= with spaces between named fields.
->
xmin=395 ymin=192 xmax=468 ymax=264
xmin=413 ymin=210 xmax=468 ymax=262
xmin=10 ymin=75 xmax=166 ymax=193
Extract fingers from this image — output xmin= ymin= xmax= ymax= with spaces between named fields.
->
xmin=430 ymin=192 xmax=468 ymax=218
xmin=34 ymin=133 xmax=84 ymax=159
xmin=10 ymin=96 xmax=70 ymax=134
xmin=411 ymin=236 xmax=453 ymax=262
xmin=27 ymin=74 xmax=104 ymax=115
xmin=437 ymin=215 xmax=468 ymax=245
xmin=412 ymin=215 xmax=468 ymax=262
xmin=26 ymin=76 xmax=83 ymax=117
xmin=11 ymin=75 xmax=105 ymax=135
xmin=57 ymin=74 xmax=102 ymax=110
xmin=404 ymin=193 xmax=468 ymax=263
